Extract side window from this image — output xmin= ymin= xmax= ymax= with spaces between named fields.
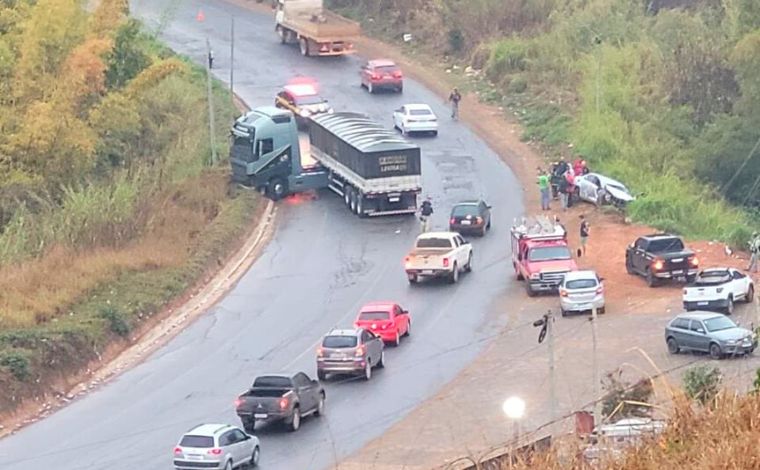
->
xmin=672 ymin=318 xmax=687 ymax=330
xmin=733 ymin=270 xmax=745 ymax=280
xmin=362 ymin=331 xmax=372 ymax=343
xmin=457 ymin=235 xmax=465 ymax=245
xmin=634 ymin=238 xmax=646 ymax=250
xmin=689 ymin=320 xmax=704 ymax=333
xmin=293 ymin=373 xmax=310 ymax=387
xmin=232 ymin=429 xmax=247 ymax=442
xmin=219 ymin=431 xmax=232 ymax=446
xmin=256 ymin=138 xmax=274 ymax=158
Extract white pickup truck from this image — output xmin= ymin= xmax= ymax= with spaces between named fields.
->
xmin=404 ymin=232 xmax=473 ymax=284
xmin=683 ymin=268 xmax=754 ymax=314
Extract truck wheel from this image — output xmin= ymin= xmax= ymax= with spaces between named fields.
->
xmin=343 ymin=188 xmax=351 ymax=206
xmin=515 ymin=263 xmax=524 ymax=281
xmin=288 ymin=407 xmax=301 ymax=432
xmin=726 ymin=296 xmax=734 ymax=315
xmin=348 ymin=189 xmax=357 ymax=213
xmin=356 ymin=193 xmax=366 ymax=218
xmin=449 ymin=263 xmax=459 ymax=284
xmin=267 ymin=178 xmax=288 ymax=201
xmin=525 ymin=283 xmax=536 ymax=297
xmin=645 ymin=268 xmax=658 ymax=288
xmin=465 ymin=253 xmax=473 ymax=272
xmin=317 ymin=370 xmax=327 ymax=381
xmin=299 ymin=38 xmax=309 ymax=56
xmin=747 ymin=285 xmax=754 ymax=303
xmin=625 ymin=257 xmax=635 ymax=275
xmin=277 ymin=26 xmax=286 ymax=44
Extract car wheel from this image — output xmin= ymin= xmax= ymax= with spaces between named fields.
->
xmin=525 ymin=282 xmax=536 ymax=297
xmin=709 ymin=342 xmax=722 ymax=360
xmin=299 ymin=38 xmax=309 ymax=56
xmin=561 ymin=309 xmax=567 ymax=317
xmin=465 ymin=253 xmax=473 ymax=272
xmin=368 ymin=82 xmax=374 ymax=94
xmin=377 ymin=351 xmax=385 ymax=368
xmin=645 ymin=268 xmax=658 ymax=288
xmin=403 ymin=320 xmax=411 ymax=337
xmin=449 ymin=263 xmax=459 ymax=283
xmin=726 ymin=296 xmax=734 ymax=315
xmin=315 ymin=392 xmax=325 ymax=416
xmin=288 ymin=407 xmax=301 ymax=432
xmin=267 ymin=177 xmax=288 ymax=201
xmin=487 ymin=218 xmax=492 ymax=230
xmin=363 ymin=361 xmax=372 ymax=381
xmin=250 ymin=446 xmax=261 ymax=467
xmin=625 ymin=257 xmax=635 ymax=275
xmin=224 ymin=460 xmax=233 ymax=470
xmin=746 ymin=285 xmax=754 ymax=303
xmin=393 ymin=332 xmax=400 ymax=347
xmin=317 ymin=370 xmax=327 ymax=381
xmin=666 ymin=337 xmax=679 ymax=354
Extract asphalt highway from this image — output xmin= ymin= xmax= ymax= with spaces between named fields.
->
xmin=0 ymin=1 xmax=525 ymax=468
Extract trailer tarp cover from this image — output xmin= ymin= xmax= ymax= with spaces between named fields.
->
xmin=309 ymin=112 xmax=421 ymax=179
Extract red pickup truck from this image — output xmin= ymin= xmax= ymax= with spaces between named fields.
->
xmin=511 ymin=217 xmax=578 ymax=296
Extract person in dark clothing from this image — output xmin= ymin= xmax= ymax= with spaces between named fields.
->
xmin=419 ymin=197 xmax=434 ymax=233
xmin=579 ymin=214 xmax=590 ymax=256
xmin=208 ymin=48 xmax=214 ymax=69
xmin=449 ymin=88 xmax=462 ymax=119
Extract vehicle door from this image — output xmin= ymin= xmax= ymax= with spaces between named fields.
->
xmin=452 ymin=235 xmax=465 ymax=267
xmin=293 ymin=373 xmax=317 ymax=412
xmin=218 ymin=430 xmax=236 ymax=465
xmin=730 ymin=269 xmax=749 ymax=300
xmin=687 ymin=320 xmax=709 ymax=352
xmin=394 ymin=304 xmax=408 ymax=333
xmin=230 ymin=428 xmax=252 ymax=464
xmin=631 ymin=238 xmax=647 ymax=272
xmin=361 ymin=330 xmax=378 ymax=364
xmin=585 ymin=175 xmax=601 ymax=202
xmin=393 ymin=106 xmax=405 ymax=128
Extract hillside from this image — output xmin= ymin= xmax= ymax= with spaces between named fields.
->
xmin=330 ymin=0 xmax=760 ymax=245
xmin=0 ymin=0 xmax=257 ymax=418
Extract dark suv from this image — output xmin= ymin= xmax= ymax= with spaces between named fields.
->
xmin=316 ymin=328 xmax=384 ymax=381
xmin=625 ymin=234 xmax=698 ymax=287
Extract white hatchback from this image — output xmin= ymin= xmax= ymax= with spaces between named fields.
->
xmin=559 ymin=270 xmax=605 ymax=316
xmin=393 ymin=104 xmax=438 ymax=136
xmin=173 ymin=423 xmax=260 ymax=470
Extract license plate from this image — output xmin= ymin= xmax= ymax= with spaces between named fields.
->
xmin=672 ymin=258 xmax=683 ymax=263
xmin=384 ymin=75 xmax=392 ymax=79
xmin=254 ymin=413 xmax=268 ymax=419
xmin=672 ymin=270 xmax=683 ymax=274
xmin=389 ymin=197 xmax=400 ymax=202
xmin=187 ymin=455 xmax=203 ymax=460
xmin=422 ymin=270 xmax=434 ymax=275
xmin=330 ymin=353 xmax=345 ymax=358
xmin=461 ymin=220 xmax=471 ymax=225
xmin=579 ymin=304 xmax=592 ymax=310
xmin=698 ymin=301 xmax=708 ymax=306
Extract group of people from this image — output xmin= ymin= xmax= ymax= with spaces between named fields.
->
xmin=537 ymin=156 xmax=589 ymax=212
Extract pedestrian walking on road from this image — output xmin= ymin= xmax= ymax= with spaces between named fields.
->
xmin=748 ymin=231 xmax=760 ymax=273
xmin=208 ymin=48 xmax=214 ymax=69
xmin=419 ymin=196 xmax=434 ymax=233
xmin=579 ymin=214 xmax=590 ymax=257
xmin=538 ymin=170 xmax=551 ymax=211
xmin=449 ymin=88 xmax=462 ymax=120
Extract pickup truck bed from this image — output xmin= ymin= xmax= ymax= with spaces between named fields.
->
xmin=281 ymin=9 xmax=360 ymax=40
xmin=235 ymin=373 xmax=324 ymax=432
xmin=405 ymin=232 xmax=473 ymax=284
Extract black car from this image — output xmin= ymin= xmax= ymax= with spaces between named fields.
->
xmin=625 ymin=234 xmax=699 ymax=287
xmin=449 ymin=200 xmax=492 ymax=236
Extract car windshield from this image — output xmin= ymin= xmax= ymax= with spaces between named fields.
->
xmin=606 ymin=182 xmax=627 ymax=193
xmin=648 ymin=238 xmax=684 ymax=253
xmin=704 ymin=316 xmax=737 ymax=332
xmin=322 ymin=335 xmax=357 ymax=348
xmin=296 ymin=95 xmax=325 ymax=106
xmin=253 ymin=376 xmax=292 ymax=388
xmin=409 ymin=109 xmax=432 ymax=116
xmin=359 ymin=311 xmax=390 ymax=321
xmin=416 ymin=237 xmax=453 ymax=248
xmin=528 ymin=246 xmax=572 ymax=262
xmin=180 ymin=435 xmax=214 ymax=448
xmin=565 ymin=278 xmax=598 ymax=289
xmin=452 ymin=204 xmax=479 ymax=216
xmin=695 ymin=271 xmax=731 ymax=285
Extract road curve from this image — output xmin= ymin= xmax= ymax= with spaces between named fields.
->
xmin=0 ymin=1 xmax=525 ymax=469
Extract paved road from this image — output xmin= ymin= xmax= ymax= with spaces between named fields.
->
xmin=0 ymin=1 xmax=525 ymax=469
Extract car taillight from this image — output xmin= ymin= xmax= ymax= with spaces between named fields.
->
xmin=371 ymin=73 xmax=380 ymax=80
xmin=355 ymin=345 xmax=365 ymax=357
xmin=393 ymin=71 xmax=403 ymax=78
xmin=653 ymin=259 xmax=664 ymax=270
xmin=174 ymin=447 xmax=182 ymax=454
xmin=559 ymin=289 xmax=568 ymax=297
xmin=208 ymin=448 xmax=223 ymax=455
xmin=234 ymin=398 xmax=242 ymax=408
xmin=443 ymin=258 xmax=449 ymax=268
xmin=476 ymin=217 xmax=483 ymax=224
xmin=279 ymin=398 xmax=289 ymax=409
xmin=690 ymin=256 xmax=699 ymax=266
xmin=450 ymin=217 xmax=456 ymax=225
xmin=404 ymin=256 xmax=411 ymax=268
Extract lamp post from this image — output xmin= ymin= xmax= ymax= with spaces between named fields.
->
xmin=502 ymin=396 xmax=526 ymax=467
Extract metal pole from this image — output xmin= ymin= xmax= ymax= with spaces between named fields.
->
xmin=230 ymin=15 xmax=235 ymax=108
xmin=591 ymin=306 xmax=601 ymax=428
xmin=547 ymin=310 xmax=557 ymax=424
xmin=205 ymin=37 xmax=218 ymax=165
xmin=595 ymin=55 xmax=601 ymax=115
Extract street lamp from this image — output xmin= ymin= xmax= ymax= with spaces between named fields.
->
xmin=502 ymin=396 xmax=526 ymax=468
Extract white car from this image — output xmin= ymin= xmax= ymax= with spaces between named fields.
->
xmin=683 ymin=267 xmax=754 ymax=314
xmin=392 ymin=104 xmax=438 ymax=136
xmin=575 ymin=172 xmax=635 ymax=207
xmin=404 ymin=231 xmax=472 ymax=284
xmin=559 ymin=270 xmax=605 ymax=316
xmin=174 ymin=424 xmax=260 ymax=470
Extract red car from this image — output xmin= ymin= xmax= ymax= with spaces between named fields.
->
xmin=360 ymin=59 xmax=403 ymax=94
xmin=354 ymin=302 xmax=411 ymax=346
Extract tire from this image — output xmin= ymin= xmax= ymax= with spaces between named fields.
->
xmin=746 ymin=285 xmax=754 ymax=303
xmin=315 ymin=392 xmax=325 ymax=416
xmin=465 ymin=254 xmax=473 ymax=272
xmin=224 ymin=460 xmax=232 ymax=470
xmin=515 ymin=264 xmax=524 ymax=281
xmin=397 ymin=85 xmax=403 ymax=93
xmin=666 ymin=337 xmax=679 ymax=354
xmin=525 ymin=282 xmax=536 ymax=297
xmin=242 ymin=417 xmax=255 ymax=434
xmin=363 ymin=361 xmax=372 ymax=381
xmin=348 ymin=188 xmax=357 ymax=213
xmin=250 ymin=446 xmax=261 ymax=468
xmin=645 ymin=268 xmax=658 ymax=288
xmin=368 ymin=82 xmax=374 ymax=94
xmin=343 ymin=188 xmax=350 ymax=207
xmin=408 ymin=274 xmax=418 ymax=284
xmin=449 ymin=263 xmax=459 ymax=284
xmin=268 ymin=177 xmax=288 ymax=201
xmin=726 ymin=296 xmax=734 ymax=315
xmin=356 ymin=193 xmax=366 ymax=218
xmin=709 ymin=342 xmax=722 ymax=360
xmin=317 ymin=370 xmax=327 ymax=381
xmin=561 ymin=309 xmax=567 ymax=317
xmin=392 ymin=332 xmax=400 ymax=347
xmin=487 ymin=219 xmax=492 ymax=230
xmin=288 ymin=407 xmax=301 ymax=432
xmin=299 ymin=38 xmax=309 ymax=56
xmin=400 ymin=125 xmax=406 ymax=136
xmin=377 ymin=351 xmax=385 ymax=368
xmin=625 ymin=257 xmax=635 ymax=275
xmin=403 ymin=320 xmax=411 ymax=337
xmin=432 ymin=130 xmax=438 ymax=136
xmin=277 ymin=26 xmax=286 ymax=44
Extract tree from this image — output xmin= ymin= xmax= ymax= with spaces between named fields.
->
xmin=89 ymin=0 xmax=129 ymax=38
xmin=105 ymin=19 xmax=151 ymax=90
xmin=683 ymin=365 xmax=722 ymax=405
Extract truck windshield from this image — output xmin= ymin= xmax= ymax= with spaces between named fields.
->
xmin=528 ymin=246 xmax=571 ymax=262
xmin=231 ymin=135 xmax=254 ymax=161
xmin=417 ymin=237 xmax=453 ymax=249
xmin=253 ymin=376 xmax=292 ymax=388
xmin=648 ymin=238 xmax=684 ymax=253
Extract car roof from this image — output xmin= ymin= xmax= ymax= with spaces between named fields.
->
xmin=701 ymin=267 xmax=731 ymax=273
xmin=283 ymin=84 xmax=320 ymax=97
xmin=326 ymin=328 xmax=362 ymax=337
xmin=674 ymin=311 xmax=725 ymax=321
xmin=453 ymin=200 xmax=483 ymax=206
xmin=368 ymin=59 xmax=397 ymax=67
xmin=563 ymin=270 xmax=598 ymax=281
xmin=404 ymin=103 xmax=433 ymax=111
xmin=419 ymin=231 xmax=459 ymax=238
xmin=185 ymin=423 xmax=236 ymax=437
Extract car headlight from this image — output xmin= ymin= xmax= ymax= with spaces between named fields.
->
xmin=530 ymin=273 xmax=540 ymax=280
xmin=327 ymin=108 xmax=334 ymax=114
xmin=300 ymin=109 xmax=311 ymax=117
xmin=725 ymin=339 xmax=739 ymax=345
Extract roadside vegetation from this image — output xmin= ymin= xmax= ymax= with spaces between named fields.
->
xmin=0 ymin=0 xmax=255 ymax=415
xmin=330 ymin=0 xmax=760 ymax=245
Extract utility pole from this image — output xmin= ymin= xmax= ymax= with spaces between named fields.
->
xmin=205 ymin=37 xmax=218 ymax=165
xmin=591 ymin=306 xmax=601 ymax=428
xmin=230 ymin=15 xmax=235 ymax=110
xmin=534 ymin=310 xmax=557 ymax=424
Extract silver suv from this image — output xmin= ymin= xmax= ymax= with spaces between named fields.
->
xmin=317 ymin=328 xmax=384 ymax=381
xmin=173 ymin=423 xmax=260 ymax=470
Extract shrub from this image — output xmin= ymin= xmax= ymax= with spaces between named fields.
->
xmin=601 ymin=369 xmax=654 ymax=419
xmin=683 ymin=365 xmax=722 ymax=405
xmin=0 ymin=351 xmax=31 ymax=381
xmin=98 ymin=305 xmax=130 ymax=337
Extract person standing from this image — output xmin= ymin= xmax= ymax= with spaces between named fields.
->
xmin=748 ymin=231 xmax=760 ymax=273
xmin=579 ymin=214 xmax=590 ymax=257
xmin=449 ymin=88 xmax=462 ymax=120
xmin=565 ymin=169 xmax=576 ymax=209
xmin=208 ymin=48 xmax=214 ymax=69
xmin=419 ymin=197 xmax=434 ymax=233
xmin=538 ymin=170 xmax=551 ymax=211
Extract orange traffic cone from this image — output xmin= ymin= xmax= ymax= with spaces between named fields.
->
xmin=196 ymin=9 xmax=205 ymax=22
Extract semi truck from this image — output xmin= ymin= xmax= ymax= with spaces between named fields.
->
xmin=229 ymin=107 xmax=422 ymax=217
xmin=274 ymin=0 xmax=361 ymax=56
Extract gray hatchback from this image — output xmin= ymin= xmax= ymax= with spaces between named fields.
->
xmin=665 ymin=311 xmax=757 ymax=359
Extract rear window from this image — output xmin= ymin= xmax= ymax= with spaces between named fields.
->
xmin=359 ymin=311 xmax=390 ymax=321
xmin=253 ymin=376 xmax=292 ymax=388
xmin=565 ymin=278 xmax=597 ymax=289
xmin=180 ymin=435 xmax=214 ymax=448
xmin=375 ymin=65 xmax=399 ymax=73
xmin=416 ymin=237 xmax=453 ymax=248
xmin=322 ymin=335 xmax=357 ymax=348
xmin=409 ymin=109 xmax=432 ymax=116
xmin=695 ymin=271 xmax=730 ymax=285
xmin=647 ymin=238 xmax=684 ymax=253
xmin=452 ymin=205 xmax=479 ymax=217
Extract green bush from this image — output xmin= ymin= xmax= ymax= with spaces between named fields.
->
xmin=98 ymin=305 xmax=130 ymax=337
xmin=0 ymin=351 xmax=30 ymax=381
xmin=683 ymin=365 xmax=722 ymax=406
xmin=507 ymin=75 xmax=528 ymax=94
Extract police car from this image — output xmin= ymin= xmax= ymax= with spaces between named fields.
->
xmin=274 ymin=83 xmax=333 ymax=126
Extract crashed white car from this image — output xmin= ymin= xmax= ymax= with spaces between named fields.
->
xmin=575 ymin=173 xmax=635 ymax=207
